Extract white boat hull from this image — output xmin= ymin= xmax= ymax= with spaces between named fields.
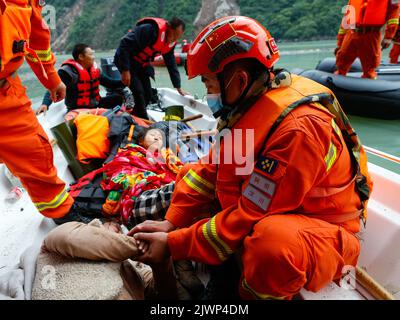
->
xmin=1 ymin=88 xmax=399 ymax=300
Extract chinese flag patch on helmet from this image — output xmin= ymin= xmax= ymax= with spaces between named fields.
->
xmin=205 ymin=22 xmax=237 ymax=51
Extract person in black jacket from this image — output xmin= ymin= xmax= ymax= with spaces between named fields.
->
xmin=114 ymin=17 xmax=189 ymax=119
xmin=36 ymin=44 xmax=125 ymax=115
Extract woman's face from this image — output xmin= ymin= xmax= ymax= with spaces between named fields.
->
xmin=142 ymin=129 xmax=164 ymax=150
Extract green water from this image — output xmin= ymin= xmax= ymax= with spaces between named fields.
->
xmin=22 ymin=40 xmax=400 ymax=174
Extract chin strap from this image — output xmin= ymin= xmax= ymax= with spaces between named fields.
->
xmin=216 ymin=69 xmax=293 ymax=131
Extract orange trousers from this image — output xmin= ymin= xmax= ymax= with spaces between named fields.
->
xmin=239 ymin=214 xmax=361 ymax=299
xmin=336 ymin=30 xmax=381 ymax=79
xmin=0 ymin=74 xmax=73 ymax=218
xmin=389 ymin=43 xmax=400 ymax=64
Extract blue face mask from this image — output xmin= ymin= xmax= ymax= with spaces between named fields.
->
xmin=206 ymin=93 xmax=224 ymax=116
xmin=205 ymin=72 xmax=237 ymax=117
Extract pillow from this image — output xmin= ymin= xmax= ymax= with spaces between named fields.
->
xmin=74 ymin=113 xmax=110 ymax=164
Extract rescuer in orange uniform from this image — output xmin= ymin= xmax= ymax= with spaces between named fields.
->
xmin=0 ymin=0 xmax=74 ymax=218
xmin=389 ymin=21 xmax=400 ymax=63
xmin=335 ymin=0 xmax=400 ymax=79
xmin=130 ymin=16 xmax=373 ymax=299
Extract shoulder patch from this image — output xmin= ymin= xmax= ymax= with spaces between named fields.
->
xmin=242 ymin=172 xmax=276 ymax=211
xmin=243 ymin=185 xmax=271 ymax=211
xmin=249 ymin=172 xmax=276 ymax=197
xmin=255 ymin=156 xmax=279 ymax=175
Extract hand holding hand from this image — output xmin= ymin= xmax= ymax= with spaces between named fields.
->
xmin=133 ymin=232 xmax=170 ymax=263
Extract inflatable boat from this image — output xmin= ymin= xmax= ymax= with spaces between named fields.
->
xmin=151 ymin=52 xmax=187 ymax=67
xmin=316 ymin=57 xmax=400 ymax=81
xmin=1 ymin=58 xmax=400 ymax=301
xmin=294 ymin=57 xmax=400 ymax=119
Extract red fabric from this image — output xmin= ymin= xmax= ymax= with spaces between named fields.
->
xmin=390 ymin=43 xmax=400 ymax=63
xmin=384 ymin=5 xmax=400 ymax=39
xmin=348 ymin=0 xmax=392 ymax=27
xmin=0 ymin=75 xmax=73 ymax=218
xmin=134 ymin=17 xmax=175 ymax=66
xmin=62 ymin=59 xmax=101 ymax=107
xmin=101 ymin=144 xmax=183 ymax=222
xmin=336 ymin=30 xmax=381 ymax=78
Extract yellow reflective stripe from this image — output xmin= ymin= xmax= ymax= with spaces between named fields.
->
xmin=338 ymin=28 xmax=346 ymax=35
xmin=26 ymin=48 xmax=52 ymax=62
xmin=242 ymin=279 xmax=286 ymax=300
xmin=25 ymin=54 xmax=38 ymax=62
xmin=388 ymin=18 xmax=399 ymax=25
xmin=325 ymin=142 xmax=337 ymax=172
xmin=202 ymin=216 xmax=233 ymax=261
xmin=331 ymin=119 xmax=342 ymax=137
xmin=182 ymin=169 xmax=215 ymax=199
xmin=34 ymin=189 xmax=69 ymax=211
xmin=189 ymin=169 xmax=214 ymax=189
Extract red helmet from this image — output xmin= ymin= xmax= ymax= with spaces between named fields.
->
xmin=186 ymin=16 xmax=280 ymax=79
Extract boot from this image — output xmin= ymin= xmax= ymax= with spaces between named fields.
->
xmin=174 ymin=260 xmax=205 ymax=299
xmin=120 ymin=260 xmax=146 ymax=300
xmin=147 ymin=258 xmax=178 ymax=300
xmin=201 ymin=257 xmax=241 ymax=300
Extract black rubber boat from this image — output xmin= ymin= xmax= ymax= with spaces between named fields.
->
xmin=315 ymin=57 xmax=400 ymax=82
xmin=294 ymin=68 xmax=400 ymax=119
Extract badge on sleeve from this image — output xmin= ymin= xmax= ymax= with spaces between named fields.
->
xmin=243 ymin=172 xmax=277 ymax=211
xmin=243 ymin=185 xmax=271 ymax=211
xmin=255 ymin=156 xmax=278 ymax=175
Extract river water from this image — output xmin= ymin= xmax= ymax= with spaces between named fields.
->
xmin=20 ymin=40 xmax=400 ymax=173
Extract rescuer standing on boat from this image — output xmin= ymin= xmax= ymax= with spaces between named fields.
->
xmin=389 ymin=16 xmax=400 ymax=63
xmin=0 ymin=0 xmax=74 ymax=218
xmin=335 ymin=0 xmax=400 ymax=79
xmin=130 ymin=16 xmax=373 ymax=300
xmin=114 ymin=17 xmax=188 ymax=119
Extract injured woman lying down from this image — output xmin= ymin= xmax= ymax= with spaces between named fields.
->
xmin=32 ymin=125 xmax=206 ymax=300
xmin=101 ymin=127 xmax=183 ymax=226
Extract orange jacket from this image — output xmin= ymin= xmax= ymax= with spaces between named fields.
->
xmin=0 ymin=0 xmax=60 ymax=89
xmin=166 ymin=75 xmax=372 ymax=265
xmin=393 ymin=19 xmax=400 ymax=43
xmin=337 ymin=0 xmax=400 ymax=46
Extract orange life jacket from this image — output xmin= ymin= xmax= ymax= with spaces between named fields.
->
xmin=74 ymin=113 xmax=110 ymax=164
xmin=62 ymin=59 xmax=101 ymax=108
xmin=215 ymin=75 xmax=372 ymax=225
xmin=348 ymin=0 xmax=390 ymax=27
xmin=133 ymin=17 xmax=176 ymax=66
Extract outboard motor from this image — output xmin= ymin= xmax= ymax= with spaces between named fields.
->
xmin=100 ymin=57 xmax=133 ymax=109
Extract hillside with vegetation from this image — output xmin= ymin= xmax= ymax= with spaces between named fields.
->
xmin=48 ymin=0 xmax=345 ymax=52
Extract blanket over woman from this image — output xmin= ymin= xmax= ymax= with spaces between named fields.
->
xmin=101 ymin=143 xmax=183 ymax=223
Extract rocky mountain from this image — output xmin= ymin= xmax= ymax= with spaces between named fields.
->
xmin=47 ymin=0 xmax=345 ymax=52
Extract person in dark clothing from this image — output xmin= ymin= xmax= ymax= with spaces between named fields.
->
xmin=36 ymin=44 xmax=125 ymax=115
xmin=114 ymin=17 xmax=189 ymax=119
